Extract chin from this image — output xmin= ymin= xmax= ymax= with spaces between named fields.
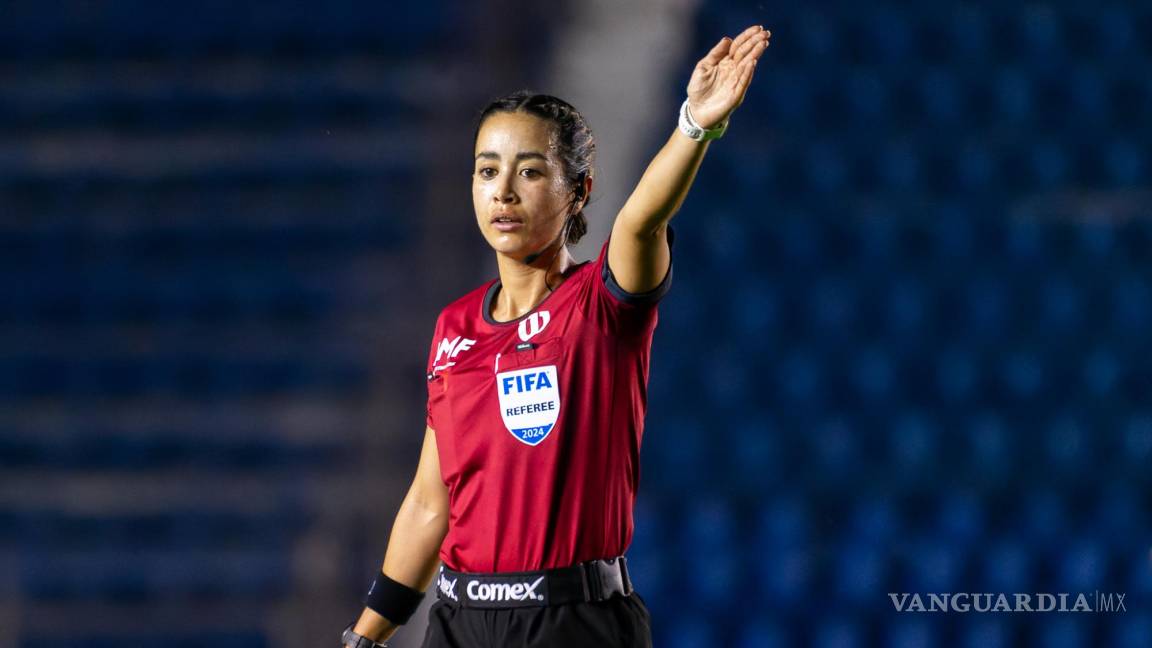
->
xmin=483 ymin=229 xmax=539 ymax=257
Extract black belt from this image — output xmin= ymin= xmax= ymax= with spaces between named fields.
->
xmin=435 ymin=557 xmax=632 ymax=609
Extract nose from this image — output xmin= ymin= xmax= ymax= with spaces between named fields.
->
xmin=492 ymin=172 xmax=516 ymax=203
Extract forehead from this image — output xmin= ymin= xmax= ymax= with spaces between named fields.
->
xmin=475 ymin=112 xmax=558 ymax=156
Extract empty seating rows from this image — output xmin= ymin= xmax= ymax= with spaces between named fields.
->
xmin=0 ymin=429 xmax=343 ymax=471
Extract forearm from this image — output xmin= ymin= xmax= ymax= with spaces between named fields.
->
xmin=617 ymin=129 xmax=710 ymax=234
xmin=351 ymin=492 xmax=448 ymax=642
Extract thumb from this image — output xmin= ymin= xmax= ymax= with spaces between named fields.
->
xmin=700 ymin=37 xmax=731 ymax=66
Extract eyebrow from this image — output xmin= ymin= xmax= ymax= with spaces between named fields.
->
xmin=474 ymin=151 xmax=548 ymax=162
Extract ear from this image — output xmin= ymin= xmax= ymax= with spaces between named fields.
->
xmin=574 ymin=173 xmax=593 ymax=212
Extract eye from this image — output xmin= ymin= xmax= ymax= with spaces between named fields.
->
xmin=477 ymin=167 xmax=496 ymax=179
xmin=520 ymin=168 xmax=542 ymax=178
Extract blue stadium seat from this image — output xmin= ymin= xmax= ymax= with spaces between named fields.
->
xmin=680 ymin=498 xmax=736 ymax=556
xmin=960 ymin=618 xmax=1012 ymax=648
xmin=661 ymin=615 xmax=713 ymax=648
xmin=681 ymin=551 xmax=738 ymax=612
xmin=736 ymin=619 xmax=790 ymax=648
xmin=773 ymin=348 xmax=822 ymax=406
xmin=935 ymin=491 xmax=984 ymax=543
xmin=918 ymin=68 xmax=964 ymax=125
xmin=753 ymin=543 xmax=811 ymax=609
xmin=28 ymin=631 xmax=268 ymax=648
xmin=793 ymin=10 xmax=840 ymax=62
xmin=877 ymin=143 xmax=920 ymax=193
xmin=726 ymin=420 xmax=778 ymax=491
xmin=843 ymin=70 xmax=888 ymax=123
xmin=775 ymin=217 xmax=823 ymax=268
xmin=1058 ymin=539 xmax=1109 ymax=592
xmin=905 ymin=541 xmax=963 ymax=592
xmin=851 ymin=215 xmax=898 ymax=264
xmin=1092 ymin=485 xmax=1146 ymax=542
xmin=703 ymin=351 xmax=753 ymax=410
xmin=1044 ymin=413 xmax=1091 ymax=474
xmin=887 ymin=411 xmax=939 ymax=478
xmin=982 ymin=539 xmax=1033 ymax=592
xmin=728 ymin=277 xmax=777 ymax=346
xmin=1019 ymin=490 xmax=1069 ymax=550
xmin=1124 ymin=549 xmax=1152 ymax=598
xmin=834 ymin=540 xmax=887 ymax=604
xmin=804 ymin=142 xmax=850 ymax=194
xmin=993 ymin=68 xmax=1034 ymax=123
xmin=1036 ymin=616 xmax=1088 ymax=648
xmin=812 ymin=416 xmax=859 ymax=478
xmin=884 ymin=617 xmax=933 ymax=648
xmin=811 ymin=616 xmax=862 ymax=648
xmin=1074 ymin=220 xmax=1117 ymax=260
xmin=935 ymin=347 xmax=979 ymax=405
xmin=1038 ymin=274 xmax=1084 ymax=337
xmin=848 ymin=496 xmax=897 ymax=543
xmin=806 ymin=274 xmax=858 ymax=339
xmin=22 ymin=547 xmax=292 ymax=602
xmin=1105 ymin=139 xmax=1148 ymax=186
xmin=643 ymin=416 xmax=710 ymax=492
xmin=1029 ymin=141 xmax=1072 ymax=189
xmin=1112 ymin=612 xmax=1152 ymax=648
xmin=850 ymin=347 xmax=895 ymax=405
xmin=997 ymin=349 xmax=1046 ymax=402
xmin=939 ymin=5 xmax=990 ymax=61
xmin=1111 ymin=274 xmax=1151 ymax=336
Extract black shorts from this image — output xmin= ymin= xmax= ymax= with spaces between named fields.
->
xmin=419 ymin=592 xmax=652 ymax=648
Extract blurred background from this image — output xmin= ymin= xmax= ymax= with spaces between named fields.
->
xmin=1 ymin=0 xmax=1150 ymax=646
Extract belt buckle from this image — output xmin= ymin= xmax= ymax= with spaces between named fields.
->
xmin=580 ymin=561 xmax=606 ymax=602
xmin=618 ymin=557 xmax=633 ymax=596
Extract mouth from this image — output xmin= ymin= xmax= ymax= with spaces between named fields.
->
xmin=490 ymin=214 xmax=523 ymax=224
xmin=490 ymin=213 xmax=525 ymax=231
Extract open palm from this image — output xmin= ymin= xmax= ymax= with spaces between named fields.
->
xmin=686 ymin=25 xmax=771 ymax=129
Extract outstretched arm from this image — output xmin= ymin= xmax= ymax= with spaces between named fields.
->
xmin=608 ymin=24 xmax=770 ymax=294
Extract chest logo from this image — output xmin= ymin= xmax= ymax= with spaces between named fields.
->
xmin=433 ymin=335 xmax=477 ymax=373
xmin=496 ymin=365 xmax=560 ymax=446
xmin=517 ymin=310 xmax=551 ymax=342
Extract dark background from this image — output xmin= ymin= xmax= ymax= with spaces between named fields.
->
xmin=0 ymin=1 xmax=1149 ymax=646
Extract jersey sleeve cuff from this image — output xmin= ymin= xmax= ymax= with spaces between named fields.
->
xmin=600 ymin=226 xmax=675 ymax=306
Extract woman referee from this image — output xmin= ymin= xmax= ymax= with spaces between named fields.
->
xmin=342 ymin=25 xmax=771 ymax=648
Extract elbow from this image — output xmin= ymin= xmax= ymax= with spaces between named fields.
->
xmin=405 ymin=491 xmax=449 ymax=535
xmin=616 ymin=209 xmax=674 ymax=239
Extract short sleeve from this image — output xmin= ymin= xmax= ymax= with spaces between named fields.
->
xmin=424 ymin=312 xmax=445 ymax=429
xmin=587 ymin=226 xmax=675 ymax=334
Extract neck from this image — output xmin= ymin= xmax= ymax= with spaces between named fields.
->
xmin=492 ymin=241 xmax=575 ymax=321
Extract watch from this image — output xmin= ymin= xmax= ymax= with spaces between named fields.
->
xmin=342 ymin=623 xmax=389 ymax=648
xmin=678 ymin=99 xmax=728 ymax=142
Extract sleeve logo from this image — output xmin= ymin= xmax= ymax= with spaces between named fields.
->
xmin=433 ymin=335 xmax=477 ymax=373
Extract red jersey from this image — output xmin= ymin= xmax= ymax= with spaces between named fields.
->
xmin=424 ymin=233 xmax=673 ymax=573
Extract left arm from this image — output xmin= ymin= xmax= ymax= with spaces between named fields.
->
xmin=608 ymin=24 xmax=771 ymax=294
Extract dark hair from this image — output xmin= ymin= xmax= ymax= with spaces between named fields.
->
xmin=473 ymin=91 xmax=595 ymax=246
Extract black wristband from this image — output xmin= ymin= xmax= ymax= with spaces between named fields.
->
xmin=363 ymin=571 xmax=424 ymax=625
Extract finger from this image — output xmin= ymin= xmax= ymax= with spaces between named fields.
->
xmin=732 ymin=29 xmax=770 ymax=63
xmin=701 ymin=37 xmax=732 ymax=65
xmin=728 ymin=24 xmax=765 ymax=58
xmin=746 ymin=35 xmax=770 ymax=62
xmin=733 ymin=58 xmax=756 ymax=101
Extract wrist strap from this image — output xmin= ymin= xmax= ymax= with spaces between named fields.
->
xmin=678 ymin=99 xmax=728 ymax=141
xmin=342 ymin=623 xmax=389 ymax=648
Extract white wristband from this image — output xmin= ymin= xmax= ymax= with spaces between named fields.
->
xmin=678 ymin=99 xmax=728 ymax=141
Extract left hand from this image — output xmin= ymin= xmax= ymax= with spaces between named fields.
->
xmin=686 ymin=25 xmax=771 ymax=129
